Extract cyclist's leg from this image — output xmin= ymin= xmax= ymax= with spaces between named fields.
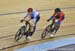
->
xmin=53 ymin=23 xmax=60 ymax=34
xmin=24 ymin=16 xmax=32 ymax=39
xmin=51 ymin=15 xmax=59 ymax=33
xmin=29 ymin=15 xmax=40 ymax=36
xmin=33 ymin=15 xmax=40 ymax=32
xmin=28 ymin=21 xmax=36 ymax=36
xmin=50 ymin=22 xmax=60 ymax=37
xmin=25 ymin=16 xmax=34 ymax=33
xmin=50 ymin=19 xmax=55 ymax=33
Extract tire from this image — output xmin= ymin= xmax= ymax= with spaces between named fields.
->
xmin=15 ymin=26 xmax=25 ymax=41
xmin=41 ymin=25 xmax=51 ymax=38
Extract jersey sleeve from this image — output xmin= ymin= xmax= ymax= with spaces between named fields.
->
xmin=52 ymin=12 xmax=56 ymax=17
xmin=59 ymin=13 xmax=64 ymax=22
xmin=23 ymin=13 xmax=29 ymax=19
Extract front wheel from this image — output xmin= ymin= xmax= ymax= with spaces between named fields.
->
xmin=15 ymin=26 xmax=25 ymax=41
xmin=41 ymin=25 xmax=51 ymax=38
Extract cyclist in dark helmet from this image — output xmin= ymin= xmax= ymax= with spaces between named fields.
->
xmin=55 ymin=8 xmax=61 ymax=12
xmin=21 ymin=8 xmax=40 ymax=39
xmin=47 ymin=8 xmax=65 ymax=37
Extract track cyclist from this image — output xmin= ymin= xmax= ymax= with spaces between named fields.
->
xmin=47 ymin=8 xmax=65 ymax=37
xmin=21 ymin=8 xmax=40 ymax=39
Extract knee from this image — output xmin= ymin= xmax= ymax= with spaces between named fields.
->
xmin=32 ymin=23 xmax=35 ymax=27
xmin=54 ymin=23 xmax=60 ymax=29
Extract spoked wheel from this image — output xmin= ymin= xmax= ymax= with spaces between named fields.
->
xmin=15 ymin=26 xmax=25 ymax=41
xmin=41 ymin=25 xmax=51 ymax=38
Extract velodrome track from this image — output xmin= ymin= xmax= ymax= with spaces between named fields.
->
xmin=0 ymin=7 xmax=75 ymax=51
xmin=0 ymin=6 xmax=75 ymax=39
xmin=0 ymin=0 xmax=75 ymax=51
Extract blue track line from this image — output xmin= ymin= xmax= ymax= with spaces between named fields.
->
xmin=14 ymin=37 xmax=75 ymax=51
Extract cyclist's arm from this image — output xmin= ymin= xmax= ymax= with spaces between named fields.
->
xmin=23 ymin=13 xmax=29 ymax=20
xmin=49 ymin=12 xmax=56 ymax=20
xmin=21 ymin=13 xmax=29 ymax=22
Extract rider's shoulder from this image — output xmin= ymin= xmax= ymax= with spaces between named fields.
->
xmin=33 ymin=10 xmax=39 ymax=14
xmin=33 ymin=10 xmax=38 ymax=12
xmin=61 ymin=11 xmax=64 ymax=13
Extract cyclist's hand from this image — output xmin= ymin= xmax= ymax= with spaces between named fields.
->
xmin=20 ymin=20 xmax=24 ymax=23
xmin=47 ymin=19 xmax=50 ymax=22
